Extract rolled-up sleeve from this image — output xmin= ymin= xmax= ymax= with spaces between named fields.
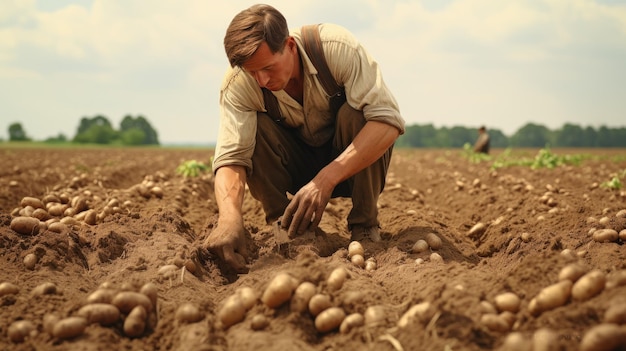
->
xmin=212 ymin=68 xmax=263 ymax=175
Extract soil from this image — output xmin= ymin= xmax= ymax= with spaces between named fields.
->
xmin=1 ymin=146 xmax=625 ymax=351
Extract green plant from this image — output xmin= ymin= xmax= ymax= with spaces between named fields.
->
xmin=601 ymin=169 xmax=625 ymax=190
xmin=176 ymin=160 xmax=210 ymax=177
xmin=461 ymin=143 xmax=491 ymax=164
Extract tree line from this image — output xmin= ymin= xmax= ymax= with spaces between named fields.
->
xmin=5 ymin=115 xmax=159 ymax=146
xmin=396 ymin=122 xmax=626 ymax=148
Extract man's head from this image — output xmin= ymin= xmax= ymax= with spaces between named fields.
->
xmin=224 ymin=4 xmax=290 ymax=68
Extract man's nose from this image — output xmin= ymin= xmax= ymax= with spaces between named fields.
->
xmin=255 ymin=71 xmax=270 ymax=87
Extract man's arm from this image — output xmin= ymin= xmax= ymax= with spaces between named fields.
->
xmin=283 ymin=121 xmax=400 ymax=235
xmin=203 ymin=165 xmax=249 ymax=273
xmin=321 ymin=121 xmax=398 ymax=186
xmin=214 ymin=165 xmax=247 ymax=226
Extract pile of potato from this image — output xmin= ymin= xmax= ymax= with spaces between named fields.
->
xmin=9 ymin=192 xmax=129 ymax=236
xmin=7 ymin=171 xmax=181 ymax=239
xmin=410 ymin=232 xmax=445 ymax=264
xmin=215 ymin=258 xmax=438 ymax=337
xmin=587 ymin=209 xmax=626 ymax=244
xmin=5 ymin=280 xmax=159 ymax=343
xmin=490 ymin=263 xmax=626 ymax=350
xmin=347 ymin=241 xmax=377 ymax=271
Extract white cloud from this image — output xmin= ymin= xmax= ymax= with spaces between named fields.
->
xmin=1 ymin=0 xmax=625 ymax=142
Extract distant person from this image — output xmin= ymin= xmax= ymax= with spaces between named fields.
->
xmin=473 ymin=126 xmax=490 ymax=154
xmin=202 ymin=4 xmax=405 ymax=273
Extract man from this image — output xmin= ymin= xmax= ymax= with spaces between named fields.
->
xmin=473 ymin=126 xmax=490 ymax=154
xmin=204 ymin=4 xmax=405 ymax=273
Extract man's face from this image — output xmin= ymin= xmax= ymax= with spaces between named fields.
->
xmin=242 ymin=38 xmax=297 ymax=91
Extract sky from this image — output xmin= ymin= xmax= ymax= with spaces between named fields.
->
xmin=1 ymin=0 xmax=625 ymax=144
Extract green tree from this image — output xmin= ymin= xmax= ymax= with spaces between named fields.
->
xmin=555 ymin=123 xmax=584 ymax=147
xmin=120 ymin=128 xmax=146 ymax=145
xmin=510 ymin=123 xmax=551 ymax=147
xmin=119 ymin=115 xmax=159 ymax=145
xmin=8 ymin=122 xmax=30 ymax=141
xmin=582 ymin=126 xmax=598 ymax=147
xmin=73 ymin=115 xmax=118 ymax=144
xmin=44 ymin=133 xmax=68 ymax=143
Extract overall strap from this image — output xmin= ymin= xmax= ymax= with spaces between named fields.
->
xmin=262 ymin=24 xmax=344 ymax=123
xmin=301 ymin=24 xmax=343 ymax=97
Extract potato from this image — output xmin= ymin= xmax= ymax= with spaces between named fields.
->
xmin=315 ymin=307 xmax=345 ymax=333
xmin=175 ymin=303 xmax=204 ymax=323
xmin=579 ymin=323 xmax=626 ymax=351
xmin=425 ymin=233 xmax=443 ymax=250
xmin=348 ymin=241 xmax=364 ymax=257
xmin=237 ymin=286 xmax=258 ymax=311
xmin=84 ymin=209 xmax=97 ymax=225
xmin=261 ymin=273 xmax=298 ymax=308
xmin=10 ymin=217 xmax=40 ymax=235
xmin=430 ymin=252 xmax=444 ymax=263
xmin=19 ymin=205 xmax=34 ymax=217
xmin=499 ymin=332 xmax=531 ymax=351
xmin=351 ymin=254 xmax=365 ymax=268
xmin=87 ymin=288 xmax=118 ymax=304
xmin=290 ymin=282 xmax=317 ymax=313
xmin=619 ymin=229 xmax=626 ymax=241
xmin=499 ymin=311 xmax=516 ymax=328
xmin=139 ymin=283 xmax=158 ymax=309
xmin=529 ymin=280 xmax=572 ymax=316
xmin=42 ymin=194 xmax=60 ymax=204
xmin=31 ymin=282 xmax=57 ymax=296
xmin=494 ymin=292 xmax=521 ymax=313
xmin=604 ymin=303 xmax=626 ymax=324
xmin=23 ymin=253 xmax=37 ymax=270
xmin=411 ymin=239 xmax=429 ymax=253
xmin=124 ymin=305 xmax=147 ymax=337
xmin=217 ymin=294 xmax=246 ymax=329
xmin=558 ymin=263 xmax=588 ymax=282
xmin=308 ymin=294 xmax=332 ymax=316
xmin=532 ymin=328 xmax=559 ymax=351
xmin=8 ymin=320 xmax=36 ymax=343
xmin=572 ymin=270 xmax=606 ymax=301
xmin=21 ymin=196 xmax=44 ymax=209
xmin=327 ymin=267 xmax=349 ymax=292
xmin=48 ymin=204 xmax=68 ymax=217
xmin=71 ymin=196 xmax=89 ymax=213
xmin=77 ymin=303 xmax=121 ymax=325
xmin=111 ymin=291 xmax=153 ymax=314
xmin=43 ymin=314 xmax=60 ymax=334
xmin=52 ymin=317 xmax=87 ymax=339
xmin=481 ymin=313 xmax=510 ymax=332
xmin=592 ymin=229 xmax=618 ymax=243
xmin=339 ymin=313 xmax=364 ymax=334
xmin=0 ymin=282 xmax=20 ymax=297
xmin=468 ymin=222 xmax=487 ymax=240
xmin=32 ymin=208 xmax=51 ymax=221
xmin=479 ymin=301 xmax=497 ymax=314
xmin=364 ymin=305 xmax=387 ymax=327
xmin=250 ymin=314 xmax=269 ymax=330
xmin=397 ymin=302 xmax=436 ymax=328
xmin=151 ymin=186 xmax=164 ymax=198
xmin=365 ymin=257 xmax=377 ymax=271
xmin=47 ymin=221 xmax=69 ymax=234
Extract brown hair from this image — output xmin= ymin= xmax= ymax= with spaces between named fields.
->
xmin=224 ymin=4 xmax=290 ymax=67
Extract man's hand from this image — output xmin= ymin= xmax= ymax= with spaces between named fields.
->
xmin=281 ymin=180 xmax=332 ymax=237
xmin=203 ymin=221 xmax=249 ymax=273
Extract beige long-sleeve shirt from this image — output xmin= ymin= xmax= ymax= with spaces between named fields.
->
xmin=213 ymin=23 xmax=405 ymax=175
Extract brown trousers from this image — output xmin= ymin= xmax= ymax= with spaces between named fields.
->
xmin=247 ymin=103 xmax=393 ymax=229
